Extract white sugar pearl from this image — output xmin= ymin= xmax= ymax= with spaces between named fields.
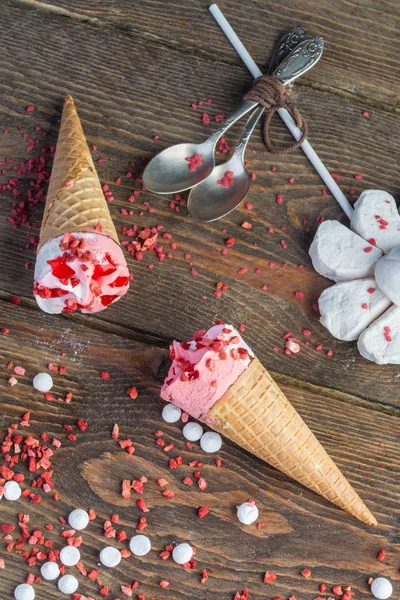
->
xmin=33 ymin=372 xmax=53 ymax=393
xmin=172 ymin=542 xmax=193 ymax=565
xmin=14 ymin=584 xmax=35 ymax=600
xmin=68 ymin=508 xmax=89 ymax=531
xmin=237 ymin=501 xmax=259 ymax=525
xmin=371 ymin=578 xmax=393 ymax=600
xmin=162 ymin=403 xmax=182 ymax=423
xmin=40 ymin=561 xmax=60 ymax=581
xmin=58 ymin=574 xmax=78 ymax=594
xmin=60 ymin=545 xmax=80 ymax=566
xmin=99 ymin=546 xmax=121 ymax=567
xmin=4 ymin=480 xmax=22 ymax=501
xmin=129 ymin=534 xmax=151 ymax=556
xmin=200 ymin=431 xmax=222 ymax=453
xmin=183 ymin=422 xmax=203 ymax=441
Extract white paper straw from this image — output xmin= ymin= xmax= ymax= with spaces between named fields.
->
xmin=209 ymin=3 xmax=353 ymax=220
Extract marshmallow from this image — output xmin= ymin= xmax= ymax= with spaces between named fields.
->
xmin=319 ymin=278 xmax=391 ymax=341
xmin=40 ymin=561 xmax=60 ymax=581
xmin=309 ymin=220 xmax=382 ymax=282
xmin=237 ymin=501 xmax=259 ymax=525
xmin=183 ymin=422 xmax=203 ymax=441
xmin=68 ymin=508 xmax=89 ymax=530
xmin=58 ymin=574 xmax=79 ymax=594
xmin=99 ymin=546 xmax=121 ymax=567
xmin=200 ymin=431 xmax=222 ymax=453
xmin=162 ymin=403 xmax=182 ymax=423
xmin=60 ymin=545 xmax=80 ymax=566
xmin=129 ymin=534 xmax=151 ymax=556
xmin=4 ymin=480 xmax=22 ymax=500
xmin=33 ymin=372 xmax=53 ymax=393
xmin=358 ymin=305 xmax=400 ymax=364
xmin=172 ymin=542 xmax=193 ymax=564
xmin=371 ymin=578 xmax=393 ymax=600
xmin=375 ymin=246 xmax=400 ymax=306
xmin=14 ymin=584 xmax=35 ymax=600
xmin=351 ymin=190 xmax=400 ymax=253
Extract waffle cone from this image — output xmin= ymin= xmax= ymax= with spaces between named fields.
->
xmin=39 ymin=95 xmax=119 ymax=249
xmin=206 ymin=358 xmax=376 ymax=525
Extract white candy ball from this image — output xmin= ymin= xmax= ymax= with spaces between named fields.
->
xmin=129 ymin=534 xmax=151 ymax=556
xmin=99 ymin=546 xmax=121 ymax=568
xmin=4 ymin=480 xmax=22 ymax=501
xmin=68 ymin=508 xmax=89 ymax=531
xmin=200 ymin=431 xmax=222 ymax=453
xmin=33 ymin=372 xmax=53 ymax=393
xmin=60 ymin=545 xmax=80 ymax=566
xmin=172 ymin=542 xmax=193 ymax=565
xmin=371 ymin=578 xmax=393 ymax=600
xmin=40 ymin=561 xmax=60 ymax=581
xmin=162 ymin=403 xmax=182 ymax=423
xmin=237 ymin=501 xmax=259 ymax=525
xmin=183 ymin=422 xmax=203 ymax=441
xmin=14 ymin=584 xmax=35 ymax=600
xmin=58 ymin=574 xmax=78 ymax=594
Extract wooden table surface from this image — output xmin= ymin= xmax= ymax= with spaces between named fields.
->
xmin=0 ymin=1 xmax=399 ymax=599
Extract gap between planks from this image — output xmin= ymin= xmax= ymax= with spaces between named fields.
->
xmin=1 ymin=293 xmax=398 ymax=418
xmin=12 ymin=0 xmax=400 ymax=116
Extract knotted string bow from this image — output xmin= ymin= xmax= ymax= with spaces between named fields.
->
xmin=244 ymin=75 xmax=308 ymax=154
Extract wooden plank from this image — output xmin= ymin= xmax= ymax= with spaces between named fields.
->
xmin=0 ymin=300 xmax=398 ymax=600
xmin=18 ymin=0 xmax=400 ymax=108
xmin=0 ymin=3 xmax=400 ymax=405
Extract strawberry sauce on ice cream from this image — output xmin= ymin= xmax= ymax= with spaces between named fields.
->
xmin=34 ymin=232 xmax=130 ymax=314
xmin=161 ymin=323 xmax=254 ymax=419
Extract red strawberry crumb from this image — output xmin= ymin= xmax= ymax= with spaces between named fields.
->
xmin=136 ymin=498 xmax=149 ymax=512
xmin=264 ymin=571 xmax=277 ymax=583
xmin=198 ymin=477 xmax=207 ymax=490
xmin=14 ymin=366 xmax=25 ymax=376
xmin=288 ymin=177 xmax=295 ymax=184
xmin=256 ymin=522 xmax=264 ymax=529
xmin=384 ymin=326 xmax=392 ymax=342
xmin=126 ymin=387 xmax=138 ymax=399
xmin=1 ymin=328 xmax=10 ymax=334
xmin=241 ymin=221 xmax=252 ymax=229
xmin=198 ymin=506 xmax=209 ymax=518
xmin=238 ymin=267 xmax=248 ymax=275
xmin=157 ymin=478 xmax=168 ymax=487
xmin=354 ymin=173 xmax=363 ymax=180
xmin=245 ymin=202 xmax=253 ymax=210
xmin=302 ymin=329 xmax=311 ymax=337
xmin=217 ymin=170 xmax=234 ymax=188
xmin=364 ymin=246 xmax=373 ymax=253
xmin=11 ymin=296 xmax=21 ymax=305
xmin=159 ymin=581 xmax=169 ymax=588
xmin=301 ymin=568 xmax=311 ymax=577
xmin=26 ymin=106 xmax=35 ymax=113
xmin=99 ymin=586 xmax=109 ymax=596
xmin=295 ymin=291 xmax=304 ymax=299
xmin=201 ymin=568 xmax=208 ymax=584
xmin=137 ymin=517 xmax=147 ymax=531
xmin=280 ymin=240 xmax=287 ymax=249
xmin=225 ymin=237 xmax=236 ymax=247
xmin=332 ymin=586 xmax=343 ymax=595
xmin=367 ymin=287 xmax=376 ymax=294
xmin=122 ymin=480 xmax=131 ymax=500
xmin=112 ymin=424 xmax=119 ymax=439
xmin=183 ymin=477 xmax=193 ymax=486
xmin=162 ymin=489 xmax=175 ymax=499
xmin=319 ymin=584 xmax=327 ymax=593
xmin=377 ymin=549 xmax=386 ymax=561
xmin=100 ymin=371 xmax=110 ymax=380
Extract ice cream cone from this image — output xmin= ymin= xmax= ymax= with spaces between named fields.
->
xmin=39 ymin=95 xmax=119 ymax=249
xmin=205 ymin=357 xmax=377 ymax=526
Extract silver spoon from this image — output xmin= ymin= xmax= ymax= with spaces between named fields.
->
xmin=142 ymin=99 xmax=258 ymax=194
xmin=187 ymin=35 xmax=323 ymax=222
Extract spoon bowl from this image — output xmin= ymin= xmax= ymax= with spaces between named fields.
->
xmin=143 ymin=142 xmax=215 ymax=194
xmin=188 ymin=155 xmax=250 ymax=222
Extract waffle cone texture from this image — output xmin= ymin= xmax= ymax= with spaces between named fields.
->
xmin=206 ymin=358 xmax=376 ymax=525
xmin=39 ymin=95 xmax=119 ymax=249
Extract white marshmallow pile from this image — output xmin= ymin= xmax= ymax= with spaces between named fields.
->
xmin=237 ymin=501 xmax=259 ymax=525
xmin=162 ymin=406 xmax=223 ymax=453
xmin=309 ymin=190 xmax=400 ymax=364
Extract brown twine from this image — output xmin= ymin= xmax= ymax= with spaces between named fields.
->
xmin=243 ymin=75 xmax=308 ymax=154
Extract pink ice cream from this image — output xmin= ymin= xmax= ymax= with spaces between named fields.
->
xmin=161 ymin=323 xmax=254 ymax=419
xmin=33 ymin=232 xmax=130 ymax=314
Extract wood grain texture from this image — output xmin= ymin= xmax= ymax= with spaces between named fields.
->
xmin=17 ymin=0 xmax=400 ymax=108
xmin=0 ymin=301 xmax=399 ymax=600
xmin=0 ymin=2 xmax=400 ymax=405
